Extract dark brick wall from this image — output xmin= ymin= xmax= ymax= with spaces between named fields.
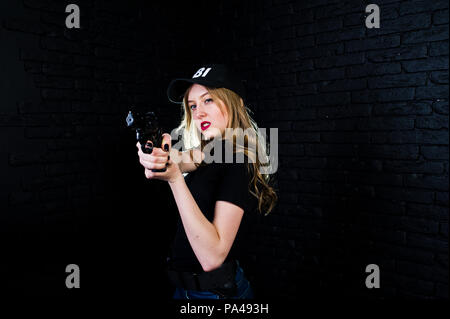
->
xmin=0 ymin=0 xmax=184 ymax=298
xmin=221 ymin=0 xmax=448 ymax=299
xmin=0 ymin=0 xmax=448 ymax=301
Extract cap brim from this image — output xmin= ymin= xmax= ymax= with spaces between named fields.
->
xmin=167 ymin=78 xmax=221 ymax=104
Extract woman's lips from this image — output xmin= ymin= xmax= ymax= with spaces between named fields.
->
xmin=201 ymin=121 xmax=211 ymax=131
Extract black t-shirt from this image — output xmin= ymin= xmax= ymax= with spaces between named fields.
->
xmin=168 ymin=141 xmax=258 ymax=272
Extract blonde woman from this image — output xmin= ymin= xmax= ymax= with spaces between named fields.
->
xmin=136 ymin=64 xmax=277 ymax=299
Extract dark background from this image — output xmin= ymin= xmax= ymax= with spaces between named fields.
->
xmin=0 ymin=0 xmax=448 ymax=303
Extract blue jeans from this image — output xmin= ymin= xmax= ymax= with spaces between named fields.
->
xmin=172 ymin=263 xmax=254 ymax=299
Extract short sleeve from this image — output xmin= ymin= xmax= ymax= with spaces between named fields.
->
xmin=215 ymin=162 xmax=253 ymax=212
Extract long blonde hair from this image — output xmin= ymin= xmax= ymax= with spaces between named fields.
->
xmin=174 ymin=85 xmax=278 ymax=215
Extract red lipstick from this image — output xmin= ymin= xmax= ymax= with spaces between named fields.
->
xmin=201 ymin=121 xmax=211 ymax=131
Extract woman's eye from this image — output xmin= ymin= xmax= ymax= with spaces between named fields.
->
xmin=205 ymin=98 xmax=213 ymax=103
xmin=190 ymin=104 xmax=196 ymax=110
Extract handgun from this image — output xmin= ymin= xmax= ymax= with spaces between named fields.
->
xmin=126 ymin=107 xmax=166 ymax=172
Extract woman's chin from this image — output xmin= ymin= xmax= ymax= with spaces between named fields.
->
xmin=202 ymin=128 xmax=221 ymax=140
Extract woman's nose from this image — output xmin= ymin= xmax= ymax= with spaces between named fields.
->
xmin=195 ymin=104 xmax=206 ymax=117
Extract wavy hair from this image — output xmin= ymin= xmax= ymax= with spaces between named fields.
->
xmin=173 ymin=86 xmax=278 ymax=215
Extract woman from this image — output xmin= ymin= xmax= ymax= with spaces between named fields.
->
xmin=136 ymin=64 xmax=277 ymax=299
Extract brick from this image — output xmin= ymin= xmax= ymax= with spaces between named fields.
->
xmin=367 ymin=45 xmax=427 ymax=62
xmin=271 ymin=15 xmax=293 ymax=29
xmin=275 ymin=107 xmax=315 ymax=120
xmin=357 ymin=117 xmax=415 ymax=130
xmin=421 ymin=146 xmax=449 ymax=160
xmin=315 ymin=1 xmax=362 ymax=19
xmin=24 ymin=61 xmax=42 ymax=74
xmin=384 ymin=160 xmax=444 ymax=174
xmin=9 ymin=191 xmax=36 ymax=206
xmin=373 ymin=242 xmax=435 ymax=265
xmin=382 ymin=87 xmax=418 ymax=102
xmin=399 ymin=0 xmax=449 ymax=16
xmin=365 ymin=198 xmax=406 ymax=216
xmin=94 ymin=47 xmax=121 ymax=59
xmin=377 ymin=186 xmax=435 ymax=204
xmin=39 ymin=188 xmax=66 ymax=202
xmin=25 ymin=127 xmax=65 ymax=139
xmin=279 ymin=143 xmax=304 ymax=156
xmin=319 ymin=78 xmax=367 ymax=92
xmin=39 ymin=101 xmax=71 ymax=113
xmin=293 ymin=36 xmax=315 ymax=49
xmin=358 ymin=144 xmax=419 ymax=160
xmin=298 ymin=67 xmax=345 ymax=83
xmin=367 ymin=13 xmax=431 ymax=36
xmin=33 ymin=75 xmax=74 ymax=89
xmin=304 ymin=143 xmax=355 ymax=157
xmin=320 ymin=131 xmax=369 ymax=144
xmin=9 ymin=152 xmax=43 ymax=166
xmin=402 ymin=57 xmax=448 ymax=72
xmin=370 ymin=130 xmax=446 ymax=145
xmin=397 ymin=260 xmax=448 ymax=282
xmin=300 ymin=92 xmax=350 ymax=106
xmin=348 ymin=172 xmax=403 ymax=186
xmin=40 ymin=37 xmax=87 ymax=54
xmin=272 ymin=39 xmax=296 ymax=53
xmin=352 ymin=88 xmax=415 ymax=103
xmin=316 ymin=27 xmax=365 ymax=45
xmin=277 ymin=84 xmax=317 ymax=96
xmin=416 ymin=85 xmax=449 ymax=99
xmin=373 ymin=101 xmax=432 ymax=116
xmin=347 ymin=62 xmax=401 ymax=78
xmin=415 ymin=130 xmax=449 ymax=145
xmin=23 ymin=0 xmax=65 ymax=11
xmin=298 ymin=43 xmax=344 ymax=58
xmin=402 ymin=217 xmax=443 ymax=234
xmin=433 ymin=9 xmax=449 ymax=25
xmin=430 ymin=41 xmax=449 ymax=56
xmin=433 ymin=100 xmax=449 ymax=115
xmin=287 ymin=132 xmax=320 ymax=143
xmin=266 ymin=4 xmax=293 ymax=18
xmin=270 ymin=51 xmax=298 ymax=63
xmin=41 ymin=89 xmax=65 ymax=100
xmin=317 ymin=104 xmax=371 ymax=119
xmin=407 ymin=203 xmax=448 ymax=220
xmin=345 ymin=35 xmax=400 ymax=52
xmin=415 ymin=114 xmax=449 ymax=129
xmin=314 ymin=53 xmax=364 ymax=69
xmin=296 ymin=18 xmax=342 ymax=36
xmin=430 ymin=71 xmax=449 ymax=84
xmin=440 ymin=222 xmax=449 ymax=237
xmin=403 ymin=25 xmax=449 ymax=44
xmin=397 ymin=280 xmax=435 ymax=296
xmin=436 ymin=192 xmax=449 ymax=206
xmin=368 ymin=73 xmax=427 ymax=89
xmin=2 ymin=18 xmax=45 ymax=35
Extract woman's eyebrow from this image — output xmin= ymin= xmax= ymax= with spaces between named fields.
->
xmin=188 ymin=92 xmax=209 ymax=103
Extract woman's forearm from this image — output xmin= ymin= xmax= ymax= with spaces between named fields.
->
xmin=168 ymin=177 xmax=223 ymax=272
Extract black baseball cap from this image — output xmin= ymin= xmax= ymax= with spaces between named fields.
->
xmin=167 ymin=64 xmax=246 ymax=104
